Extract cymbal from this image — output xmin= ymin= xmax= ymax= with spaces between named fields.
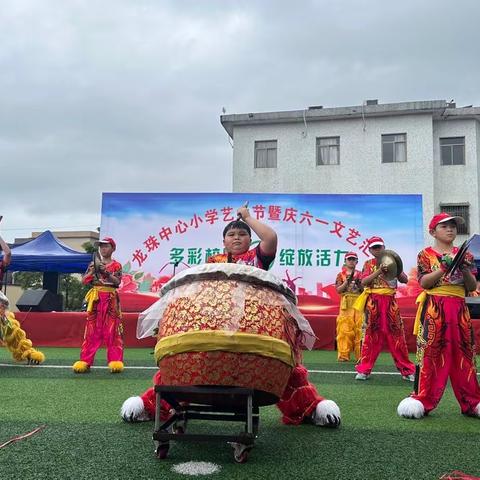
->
xmin=378 ymin=250 xmax=403 ymax=281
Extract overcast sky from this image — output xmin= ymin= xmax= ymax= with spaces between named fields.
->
xmin=1 ymin=0 xmax=479 ymax=243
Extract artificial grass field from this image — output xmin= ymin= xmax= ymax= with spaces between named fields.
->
xmin=0 ymin=347 xmax=479 ymax=480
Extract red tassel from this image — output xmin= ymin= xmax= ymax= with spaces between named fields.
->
xmin=440 ymin=471 xmax=480 ymax=480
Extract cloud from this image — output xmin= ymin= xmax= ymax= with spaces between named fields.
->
xmin=0 ymin=0 xmax=478 ymax=241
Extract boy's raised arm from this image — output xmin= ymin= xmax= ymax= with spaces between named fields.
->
xmin=237 ymin=206 xmax=277 ymax=256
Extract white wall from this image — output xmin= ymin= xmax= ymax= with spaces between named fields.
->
xmin=233 ymin=114 xmax=435 ymax=242
xmin=433 ymin=118 xmax=478 ymax=243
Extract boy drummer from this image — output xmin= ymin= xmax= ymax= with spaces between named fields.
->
xmin=122 ymin=205 xmax=342 ymax=428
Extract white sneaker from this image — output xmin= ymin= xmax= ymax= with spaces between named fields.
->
xmin=355 ymin=373 xmax=369 ymax=381
xmin=402 ymin=374 xmax=415 ymax=382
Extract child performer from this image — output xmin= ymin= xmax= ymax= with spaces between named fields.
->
xmin=121 ymin=206 xmax=341 ymax=428
xmin=0 ymin=291 xmax=45 ymax=364
xmin=72 ymin=237 xmax=124 ymax=374
xmin=354 ymin=236 xmax=415 ymax=381
xmin=398 ymin=213 xmax=480 ymax=419
xmin=335 ymin=252 xmax=363 ymax=362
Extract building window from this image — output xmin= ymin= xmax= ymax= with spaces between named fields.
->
xmin=254 ymin=140 xmax=277 ymax=168
xmin=440 ymin=204 xmax=469 ymax=235
xmin=316 ymin=137 xmax=340 ymax=165
xmin=382 ymin=134 xmax=406 ymax=163
xmin=440 ymin=137 xmax=465 ymax=165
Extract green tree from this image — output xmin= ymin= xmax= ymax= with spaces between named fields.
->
xmin=13 ymin=271 xmax=43 ymax=289
xmin=60 ymin=274 xmax=89 ymax=311
xmin=82 ymin=241 xmax=96 ymax=254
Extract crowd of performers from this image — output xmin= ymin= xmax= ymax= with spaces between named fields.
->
xmin=1 ymin=206 xmax=480 ymax=423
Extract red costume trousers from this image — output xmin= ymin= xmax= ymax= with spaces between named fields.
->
xmin=80 ymin=291 xmax=123 ymax=366
xmin=140 ymin=365 xmax=323 ymax=425
xmin=412 ymin=295 xmax=480 ymax=414
xmin=355 ymin=293 xmax=415 ymax=376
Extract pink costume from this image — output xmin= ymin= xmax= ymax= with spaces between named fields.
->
xmin=79 ymin=260 xmax=123 ymax=367
xmin=355 ymin=258 xmax=415 ymax=377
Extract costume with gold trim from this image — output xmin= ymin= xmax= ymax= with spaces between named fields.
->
xmin=354 ymin=258 xmax=415 ymax=376
xmin=335 ymin=267 xmax=363 ymax=361
xmin=73 ymin=259 xmax=123 ymax=373
xmin=409 ymin=247 xmax=480 ymax=415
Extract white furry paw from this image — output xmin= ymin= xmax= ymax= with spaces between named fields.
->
xmin=474 ymin=402 xmax=480 ymax=417
xmin=121 ymin=396 xmax=151 ymax=422
xmin=311 ymin=399 xmax=341 ymax=428
xmin=397 ymin=397 xmax=425 ymax=419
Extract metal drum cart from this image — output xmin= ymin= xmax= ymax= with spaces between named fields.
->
xmin=136 ymin=263 xmax=316 ymax=463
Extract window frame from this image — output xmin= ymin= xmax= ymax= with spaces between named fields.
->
xmin=381 ymin=133 xmax=407 ymax=163
xmin=316 ymin=136 xmax=340 ymax=166
xmin=254 ymin=140 xmax=277 ymax=168
xmin=440 ymin=136 xmax=465 ymax=166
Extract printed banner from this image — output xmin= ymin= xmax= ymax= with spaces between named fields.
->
xmin=100 ymin=193 xmax=423 ymax=301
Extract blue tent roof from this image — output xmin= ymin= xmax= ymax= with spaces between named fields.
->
xmin=1 ymin=230 xmax=91 ymax=273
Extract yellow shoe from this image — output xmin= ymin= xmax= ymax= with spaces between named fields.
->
xmin=72 ymin=360 xmax=90 ymax=373
xmin=108 ymin=361 xmax=124 ymax=373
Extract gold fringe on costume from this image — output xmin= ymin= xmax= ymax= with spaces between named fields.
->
xmin=0 ymin=312 xmax=45 ymax=364
xmin=108 ymin=360 xmax=124 ymax=373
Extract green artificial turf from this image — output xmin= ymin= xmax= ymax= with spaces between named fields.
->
xmin=0 ymin=348 xmax=479 ymax=479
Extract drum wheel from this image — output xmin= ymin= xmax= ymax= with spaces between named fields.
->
xmin=174 ymin=425 xmax=185 ymax=435
xmin=155 ymin=444 xmax=169 ymax=460
xmin=231 ymin=443 xmax=251 ymax=464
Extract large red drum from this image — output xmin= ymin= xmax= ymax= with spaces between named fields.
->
xmin=138 ymin=264 xmax=315 ymax=406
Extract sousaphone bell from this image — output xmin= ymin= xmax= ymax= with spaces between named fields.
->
xmin=378 ymin=250 xmax=404 ymax=281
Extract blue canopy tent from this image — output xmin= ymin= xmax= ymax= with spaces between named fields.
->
xmin=0 ymin=231 xmax=92 ymax=311
xmin=1 ymin=230 xmax=91 ymax=273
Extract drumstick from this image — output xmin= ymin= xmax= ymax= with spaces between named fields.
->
xmin=237 ymin=201 xmax=249 ymax=219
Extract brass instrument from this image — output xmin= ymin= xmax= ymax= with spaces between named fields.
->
xmin=378 ymin=250 xmax=404 ymax=281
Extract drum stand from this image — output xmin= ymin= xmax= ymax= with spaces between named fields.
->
xmin=153 ymin=385 xmax=259 ymax=463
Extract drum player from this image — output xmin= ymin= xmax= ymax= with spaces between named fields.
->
xmin=121 ymin=205 xmax=342 ymax=428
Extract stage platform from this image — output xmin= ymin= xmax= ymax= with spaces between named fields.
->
xmin=15 ymin=310 xmax=480 ymax=353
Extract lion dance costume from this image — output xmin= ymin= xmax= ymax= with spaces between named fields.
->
xmin=0 ymin=292 xmax=45 ymax=364
xmin=354 ymin=256 xmax=415 ymax=378
xmin=72 ymin=251 xmax=123 ymax=374
xmin=335 ymin=258 xmax=363 ymax=362
xmin=398 ymin=247 xmax=480 ymax=418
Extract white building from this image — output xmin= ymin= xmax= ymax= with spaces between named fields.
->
xmin=221 ymin=99 xmax=480 ymax=243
